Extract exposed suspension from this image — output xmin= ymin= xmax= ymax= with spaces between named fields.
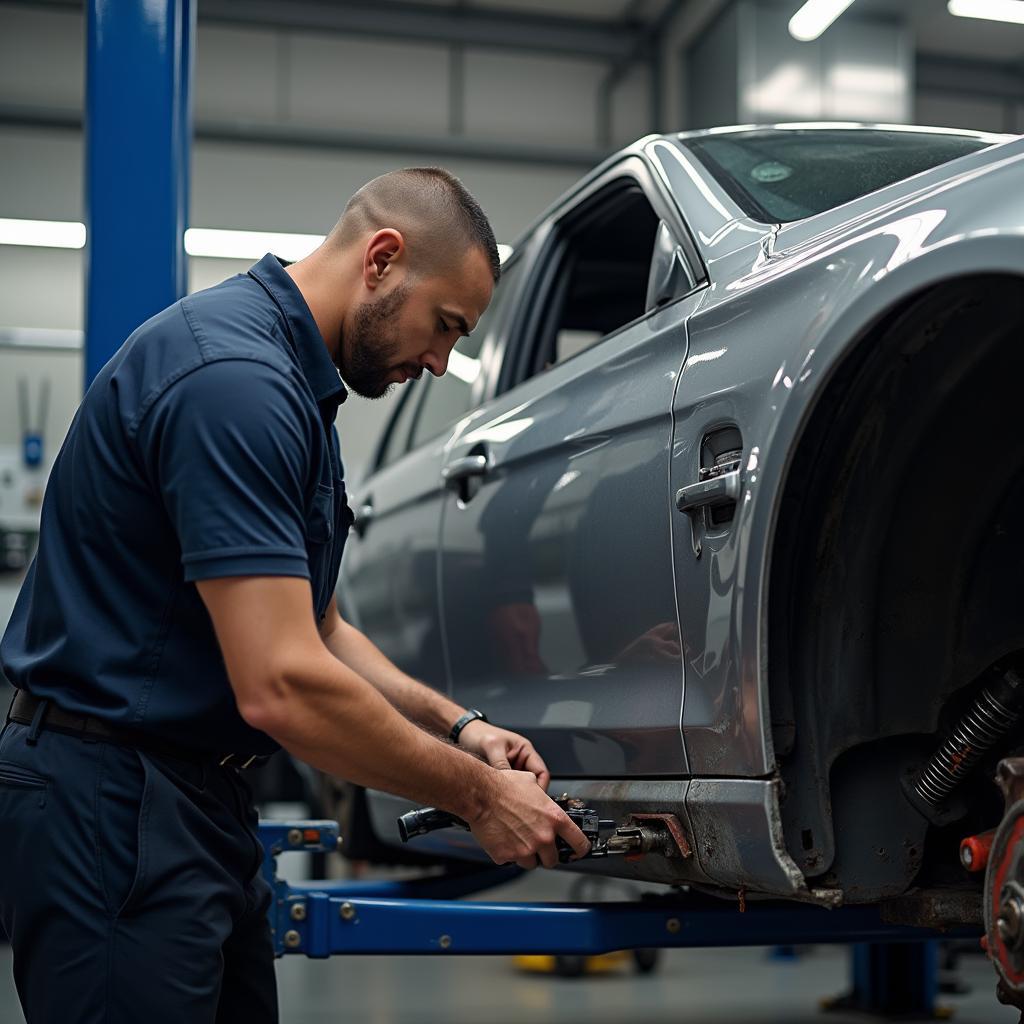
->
xmin=907 ymin=666 xmax=1024 ymax=823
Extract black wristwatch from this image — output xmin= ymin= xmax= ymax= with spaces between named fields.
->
xmin=450 ymin=709 xmax=488 ymax=744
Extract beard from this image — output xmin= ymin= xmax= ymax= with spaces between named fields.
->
xmin=338 ymin=283 xmax=408 ymax=399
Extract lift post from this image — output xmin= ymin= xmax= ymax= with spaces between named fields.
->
xmin=259 ymin=818 xmax=968 ymax=1020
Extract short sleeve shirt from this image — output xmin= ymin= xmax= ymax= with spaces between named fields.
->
xmin=0 ymin=254 xmax=353 ymax=755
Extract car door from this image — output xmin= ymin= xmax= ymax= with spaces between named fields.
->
xmin=338 ymin=382 xmax=448 ymax=685
xmin=438 ymin=159 xmax=707 ymax=777
xmin=339 ymin=264 xmax=525 ymax=690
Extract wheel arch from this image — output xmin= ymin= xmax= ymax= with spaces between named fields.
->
xmin=759 ymin=244 xmax=1024 ymax=899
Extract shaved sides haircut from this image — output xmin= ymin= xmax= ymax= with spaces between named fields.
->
xmin=331 ymin=167 xmax=501 ymax=283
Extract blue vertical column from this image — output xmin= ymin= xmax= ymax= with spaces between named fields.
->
xmin=825 ymin=942 xmax=939 ymax=1017
xmin=84 ymin=0 xmax=195 ymax=387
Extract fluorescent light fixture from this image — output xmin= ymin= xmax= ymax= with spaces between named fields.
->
xmin=0 ymin=219 xmax=512 ymax=266
xmin=497 ymin=243 xmax=513 ymax=263
xmin=789 ymin=0 xmax=858 ymax=40
xmin=948 ymin=0 xmax=1024 ymax=24
xmin=184 ymin=227 xmax=324 ymax=262
xmin=0 ymin=218 xmax=86 ymax=249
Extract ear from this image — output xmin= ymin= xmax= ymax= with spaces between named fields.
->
xmin=363 ymin=228 xmax=405 ymax=290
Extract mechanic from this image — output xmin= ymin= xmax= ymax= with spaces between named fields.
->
xmin=0 ymin=167 xmax=591 ymax=1023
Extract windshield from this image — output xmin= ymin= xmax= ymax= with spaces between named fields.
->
xmin=684 ymin=129 xmax=996 ymax=223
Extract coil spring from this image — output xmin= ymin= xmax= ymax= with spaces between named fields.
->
xmin=914 ymin=687 xmax=1021 ymax=806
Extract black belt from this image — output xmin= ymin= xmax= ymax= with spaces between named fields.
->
xmin=8 ymin=690 xmax=268 ymax=769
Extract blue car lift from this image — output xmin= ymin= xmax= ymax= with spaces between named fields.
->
xmin=260 ymin=820 xmax=974 ymax=1018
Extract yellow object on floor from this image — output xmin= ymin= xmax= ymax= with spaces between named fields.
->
xmin=514 ymin=951 xmax=633 ymax=976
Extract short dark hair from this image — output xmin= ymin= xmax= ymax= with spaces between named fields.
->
xmin=332 ymin=167 xmax=500 ymax=283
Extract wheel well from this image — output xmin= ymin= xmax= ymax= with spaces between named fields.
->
xmin=768 ymin=273 xmax=1024 ymax=899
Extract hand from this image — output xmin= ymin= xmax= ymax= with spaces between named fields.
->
xmin=457 ymin=719 xmax=551 ymax=791
xmin=468 ymin=769 xmax=591 ymax=870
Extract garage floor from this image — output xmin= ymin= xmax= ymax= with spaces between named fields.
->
xmin=0 ymin=867 xmax=1015 ymax=1023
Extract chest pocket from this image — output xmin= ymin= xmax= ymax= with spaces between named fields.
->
xmin=306 ymin=483 xmax=334 ymax=545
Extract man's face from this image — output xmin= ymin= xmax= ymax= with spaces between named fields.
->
xmin=338 ymin=247 xmax=494 ymax=400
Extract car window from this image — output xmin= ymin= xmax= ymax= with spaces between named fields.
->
xmin=525 ymin=183 xmax=660 ymax=379
xmin=376 ymin=382 xmax=422 ymax=470
xmin=407 ymin=261 xmax=520 ymax=449
xmin=685 ymin=129 xmax=996 ymax=223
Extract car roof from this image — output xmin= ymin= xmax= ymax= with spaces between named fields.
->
xmin=672 ymin=122 xmax=1015 ymax=145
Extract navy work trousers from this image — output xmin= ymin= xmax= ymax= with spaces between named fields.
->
xmin=0 ymin=715 xmax=278 ymax=1023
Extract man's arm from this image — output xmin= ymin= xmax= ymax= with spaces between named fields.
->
xmin=319 ymin=599 xmax=550 ymax=787
xmin=198 ymin=575 xmax=587 ymax=868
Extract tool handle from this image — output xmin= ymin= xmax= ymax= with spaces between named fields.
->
xmin=397 ymin=806 xmax=469 ymax=842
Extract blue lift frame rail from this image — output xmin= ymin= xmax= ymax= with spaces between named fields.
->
xmin=260 ymin=820 xmax=977 ymax=1017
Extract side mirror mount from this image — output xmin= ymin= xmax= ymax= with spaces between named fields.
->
xmin=645 ymin=220 xmax=693 ymax=310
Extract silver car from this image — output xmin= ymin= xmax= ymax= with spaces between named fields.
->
xmin=336 ymin=122 xmax=1024 ymax=955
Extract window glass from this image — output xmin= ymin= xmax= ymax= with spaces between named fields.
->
xmin=408 ymin=261 xmax=519 ymax=448
xmin=377 ymin=383 xmax=422 ymax=469
xmin=530 ymin=185 xmax=660 ymax=377
xmin=685 ymin=129 xmax=995 ymax=223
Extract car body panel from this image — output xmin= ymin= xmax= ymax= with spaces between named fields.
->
xmin=437 ymin=154 xmax=703 ymax=778
xmin=670 ymin=135 xmax=1024 ymax=785
xmin=441 ymin=294 xmax=699 ymax=777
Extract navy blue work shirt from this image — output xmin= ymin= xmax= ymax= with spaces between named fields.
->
xmin=0 ymin=254 xmax=353 ymax=755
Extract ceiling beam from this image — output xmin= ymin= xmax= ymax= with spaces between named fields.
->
xmin=16 ymin=0 xmax=645 ymax=60
xmin=0 ymin=104 xmax=609 ymax=170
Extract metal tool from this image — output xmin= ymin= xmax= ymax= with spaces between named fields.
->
xmin=398 ymin=795 xmax=611 ymax=862
xmin=397 ymin=794 xmax=691 ymax=862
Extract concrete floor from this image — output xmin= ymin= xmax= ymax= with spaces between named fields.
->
xmin=0 ymin=576 xmax=1015 ymax=1022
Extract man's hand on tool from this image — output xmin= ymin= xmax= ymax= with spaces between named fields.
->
xmin=455 ymin=719 xmax=551 ymax=790
xmin=469 ymin=769 xmax=592 ymax=870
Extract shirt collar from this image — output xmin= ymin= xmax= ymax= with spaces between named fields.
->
xmin=248 ymin=253 xmax=348 ymax=412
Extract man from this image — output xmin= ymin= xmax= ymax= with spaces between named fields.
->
xmin=0 ymin=167 xmax=590 ymax=1023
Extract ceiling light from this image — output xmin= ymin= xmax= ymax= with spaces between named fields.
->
xmin=948 ymin=0 xmax=1024 ymax=25
xmin=184 ymin=227 xmax=325 ymax=262
xmin=0 ymin=218 xmax=86 ymax=249
xmin=0 ymin=219 xmax=512 ymax=265
xmin=788 ymin=0 xmax=859 ymax=41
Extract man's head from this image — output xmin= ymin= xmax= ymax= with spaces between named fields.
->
xmin=314 ymin=167 xmax=499 ymax=399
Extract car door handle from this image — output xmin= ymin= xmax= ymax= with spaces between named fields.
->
xmin=441 ymin=454 xmax=488 ymax=487
xmin=352 ymin=499 xmax=375 ymax=537
xmin=675 ymin=469 xmax=741 ymax=513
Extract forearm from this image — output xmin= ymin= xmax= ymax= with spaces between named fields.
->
xmin=322 ymin=615 xmax=465 ymax=736
xmin=253 ymin=646 xmax=492 ymax=820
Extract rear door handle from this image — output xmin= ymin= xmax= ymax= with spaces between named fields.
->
xmin=442 ymin=454 xmax=488 ymax=488
xmin=352 ymin=498 xmax=375 ymax=537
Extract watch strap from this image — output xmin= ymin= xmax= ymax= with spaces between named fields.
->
xmin=450 ymin=709 xmax=488 ymax=744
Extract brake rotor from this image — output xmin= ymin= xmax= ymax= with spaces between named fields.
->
xmin=985 ymin=774 xmax=1024 ymax=1013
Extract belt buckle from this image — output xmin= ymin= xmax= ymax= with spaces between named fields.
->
xmin=219 ymin=752 xmax=258 ymax=769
